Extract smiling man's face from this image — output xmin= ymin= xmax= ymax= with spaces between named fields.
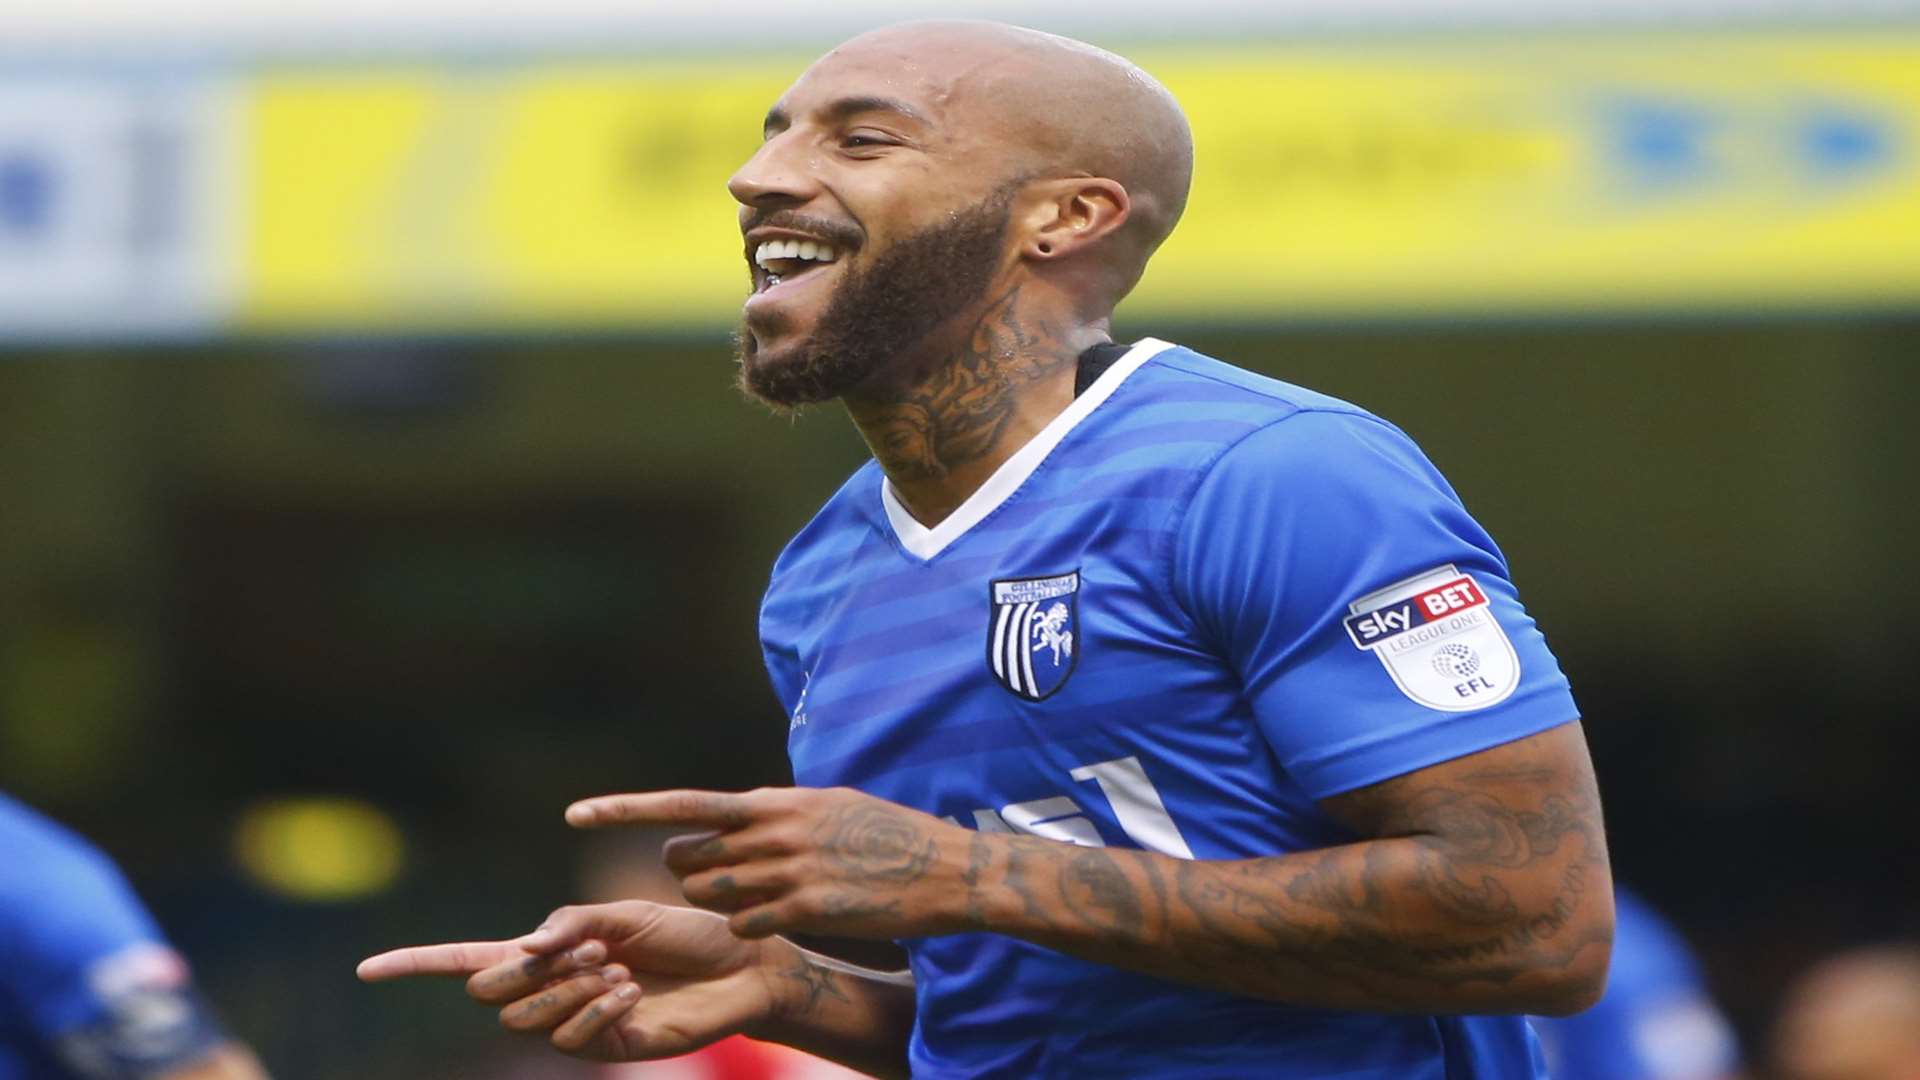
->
xmin=727 ymin=33 xmax=1031 ymax=408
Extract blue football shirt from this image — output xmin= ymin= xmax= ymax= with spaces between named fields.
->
xmin=1531 ymin=888 xmax=1740 ymax=1080
xmin=761 ymin=341 xmax=1578 ymax=1078
xmin=0 ymin=794 xmax=226 ymax=1080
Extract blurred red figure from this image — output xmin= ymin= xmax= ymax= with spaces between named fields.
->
xmin=602 ymin=1034 xmax=864 ymax=1080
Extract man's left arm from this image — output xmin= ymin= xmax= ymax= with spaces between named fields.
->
xmin=573 ymin=718 xmax=1612 ymax=1018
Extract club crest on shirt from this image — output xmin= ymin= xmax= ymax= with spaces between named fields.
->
xmin=988 ymin=571 xmax=1080 ymax=701
xmin=1343 ymin=564 xmax=1520 ymax=711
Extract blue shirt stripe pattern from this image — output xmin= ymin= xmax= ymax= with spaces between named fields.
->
xmin=762 ymin=341 xmax=1575 ymax=1078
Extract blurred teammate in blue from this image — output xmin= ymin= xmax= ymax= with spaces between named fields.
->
xmin=1 ymin=793 xmax=268 ymax=1080
xmin=1531 ymin=887 xmax=1743 ymax=1080
xmin=361 ymin=20 xmax=1614 ymax=1077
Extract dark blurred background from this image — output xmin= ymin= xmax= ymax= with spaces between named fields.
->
xmin=3 ymin=2 xmax=1918 ymax=1077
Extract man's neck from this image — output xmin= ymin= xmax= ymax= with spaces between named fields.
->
xmin=844 ymin=285 xmax=1109 ymax=528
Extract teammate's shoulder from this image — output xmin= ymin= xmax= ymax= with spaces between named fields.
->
xmin=0 ymin=795 xmax=157 ymax=950
xmin=1607 ymin=887 xmax=1711 ymax=988
xmin=0 ymin=794 xmax=116 ymax=888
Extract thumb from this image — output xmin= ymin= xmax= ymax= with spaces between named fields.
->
xmin=515 ymin=901 xmax=660 ymax=956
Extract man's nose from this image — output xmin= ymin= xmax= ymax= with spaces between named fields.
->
xmin=728 ymin=134 xmax=817 ymax=209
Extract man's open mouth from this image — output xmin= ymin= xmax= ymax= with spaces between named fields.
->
xmin=753 ymin=238 xmax=842 ymax=293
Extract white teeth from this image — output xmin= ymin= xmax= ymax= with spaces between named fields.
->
xmin=752 ymin=239 xmax=841 ymax=271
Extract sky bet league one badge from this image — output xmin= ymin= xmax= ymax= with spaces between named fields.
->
xmin=989 ymin=571 xmax=1080 ymax=701
xmin=1342 ymin=564 xmax=1520 ymax=711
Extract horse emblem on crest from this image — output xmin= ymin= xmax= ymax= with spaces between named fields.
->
xmin=988 ymin=571 xmax=1081 ymax=701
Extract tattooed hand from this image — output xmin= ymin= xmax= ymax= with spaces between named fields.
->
xmin=567 ymin=786 xmax=972 ymax=940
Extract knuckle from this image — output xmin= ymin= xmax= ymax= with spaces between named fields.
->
xmin=758 ymin=858 xmax=795 ymax=890
xmin=751 ymin=786 xmax=794 ymax=811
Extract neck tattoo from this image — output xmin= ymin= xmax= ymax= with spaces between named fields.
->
xmin=858 ymin=285 xmax=1073 ymax=484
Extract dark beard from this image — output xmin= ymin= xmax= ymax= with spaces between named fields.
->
xmin=735 ymin=185 xmax=1016 ymax=409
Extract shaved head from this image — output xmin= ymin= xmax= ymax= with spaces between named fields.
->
xmin=825 ymin=20 xmax=1193 ymax=297
xmin=730 ymin=20 xmax=1193 ymax=408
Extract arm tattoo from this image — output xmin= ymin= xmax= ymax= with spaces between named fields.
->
xmin=1056 ymin=848 xmax=1146 ymax=942
xmin=1158 ymin=746 xmax=1610 ymax=1000
xmin=779 ymin=955 xmax=853 ymax=1017
xmin=1003 ymin=836 xmax=1064 ymax=929
xmin=962 ymin=832 xmax=993 ymax=929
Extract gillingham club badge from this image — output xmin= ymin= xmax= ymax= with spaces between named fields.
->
xmin=1342 ymin=564 xmax=1520 ymax=711
xmin=989 ymin=571 xmax=1080 ymax=701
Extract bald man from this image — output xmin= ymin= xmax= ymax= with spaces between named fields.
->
xmin=1772 ymin=946 xmax=1920 ymax=1080
xmin=361 ymin=21 xmax=1613 ymax=1078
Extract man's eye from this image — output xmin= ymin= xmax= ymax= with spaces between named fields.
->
xmin=843 ymin=135 xmax=892 ymax=149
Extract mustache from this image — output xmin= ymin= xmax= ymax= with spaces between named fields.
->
xmin=741 ymin=209 xmax=864 ymax=252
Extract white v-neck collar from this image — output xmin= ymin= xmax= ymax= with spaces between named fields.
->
xmin=879 ymin=337 xmax=1174 ymax=561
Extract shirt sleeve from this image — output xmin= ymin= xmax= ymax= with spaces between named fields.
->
xmin=1170 ymin=408 xmax=1579 ymax=799
xmin=10 ymin=845 xmax=227 ymax=1079
xmin=759 ymin=613 xmax=806 ymax=720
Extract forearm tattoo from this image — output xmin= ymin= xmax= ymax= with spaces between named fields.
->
xmin=987 ymin=742 xmax=1610 ymax=1007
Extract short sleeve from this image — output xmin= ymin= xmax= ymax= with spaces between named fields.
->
xmin=760 ymin=612 xmax=806 ymax=719
xmin=7 ymin=845 xmax=226 ymax=1078
xmin=1170 ymin=409 xmax=1578 ymax=799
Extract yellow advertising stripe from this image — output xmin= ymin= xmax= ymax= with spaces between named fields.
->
xmin=240 ymin=34 xmax=1920 ymax=329
xmin=1139 ymin=35 xmax=1920 ymax=316
xmin=245 ymin=61 xmax=788 ymax=329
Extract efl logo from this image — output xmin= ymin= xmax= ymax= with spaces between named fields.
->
xmin=1344 ymin=575 xmax=1489 ymax=649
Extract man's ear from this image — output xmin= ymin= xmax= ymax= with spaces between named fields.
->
xmin=1017 ymin=178 xmax=1130 ymax=261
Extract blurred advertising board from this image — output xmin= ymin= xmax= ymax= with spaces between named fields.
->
xmin=239 ymin=33 xmax=1920 ymax=332
xmin=1151 ymin=33 xmax=1920 ymax=319
xmin=0 ymin=78 xmax=237 ymax=340
xmin=242 ymin=62 xmax=783 ymax=333
xmin=6 ymin=29 xmax=1919 ymax=341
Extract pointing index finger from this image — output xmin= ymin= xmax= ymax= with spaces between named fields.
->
xmin=357 ymin=941 xmax=518 ymax=982
xmin=565 ymin=789 xmax=755 ymax=830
